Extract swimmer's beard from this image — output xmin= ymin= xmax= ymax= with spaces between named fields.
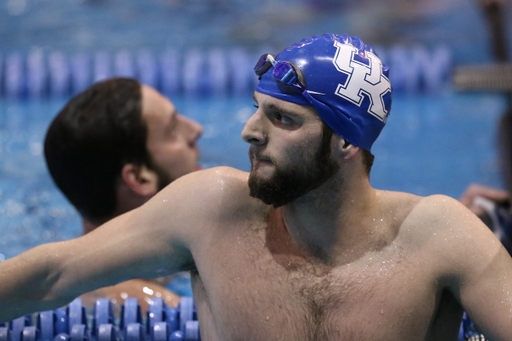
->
xmin=148 ymin=159 xmax=174 ymax=192
xmin=248 ymin=128 xmax=339 ymax=208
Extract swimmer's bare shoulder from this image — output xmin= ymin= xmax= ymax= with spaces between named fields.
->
xmin=131 ymin=165 xmax=267 ymax=261
xmin=398 ymin=193 xmax=500 ymax=253
xmin=391 ymin=192 xmax=512 ymax=339
xmin=393 ymin=192 xmax=506 ymax=271
xmin=151 ymin=166 xmax=265 ymax=230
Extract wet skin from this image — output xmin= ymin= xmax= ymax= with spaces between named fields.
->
xmin=189 ymin=189 xmax=465 ymax=340
xmin=1 ymin=92 xmax=512 ymax=340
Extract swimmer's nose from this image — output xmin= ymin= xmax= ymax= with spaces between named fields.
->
xmin=241 ymin=112 xmax=266 ymax=146
xmin=181 ymin=115 xmax=203 ymax=146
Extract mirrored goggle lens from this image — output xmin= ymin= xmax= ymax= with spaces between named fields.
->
xmin=254 ymin=53 xmax=273 ymax=76
xmin=273 ymin=62 xmax=307 ymax=94
xmin=273 ymin=62 xmax=297 ymax=85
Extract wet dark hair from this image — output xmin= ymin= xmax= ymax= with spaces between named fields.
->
xmin=44 ymin=77 xmax=151 ymax=222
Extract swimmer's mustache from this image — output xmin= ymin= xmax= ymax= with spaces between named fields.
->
xmin=248 ymin=150 xmax=274 ymax=164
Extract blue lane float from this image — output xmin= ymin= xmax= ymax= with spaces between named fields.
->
xmin=36 ymin=311 xmax=55 ymax=341
xmin=96 ymin=325 xmax=114 ymax=341
xmin=68 ymin=299 xmax=87 ymax=334
xmin=4 ymin=53 xmax=24 ymax=99
xmin=21 ymin=326 xmax=38 ymax=341
xmin=0 ymin=327 xmax=12 ymax=341
xmin=54 ymin=309 xmax=68 ymax=336
xmin=69 ymin=325 xmax=87 ymax=341
xmin=91 ymin=299 xmax=113 ymax=339
xmin=152 ymin=322 xmax=170 ymax=341
xmin=166 ymin=308 xmax=179 ymax=335
xmin=3 ymin=297 xmax=200 ymax=341
xmin=120 ymin=298 xmax=142 ymax=331
xmin=177 ymin=297 xmax=194 ymax=334
xmin=124 ymin=323 xmax=143 ymax=341
xmin=0 ymin=297 xmax=484 ymax=341
xmin=0 ymin=45 xmax=451 ymax=99
xmin=10 ymin=315 xmax=31 ymax=341
xmin=53 ymin=334 xmax=69 ymax=341
xmin=168 ymin=331 xmax=183 ymax=341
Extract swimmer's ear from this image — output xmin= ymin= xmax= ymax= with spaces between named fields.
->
xmin=121 ymin=163 xmax=159 ymax=196
xmin=332 ymin=136 xmax=359 ymax=161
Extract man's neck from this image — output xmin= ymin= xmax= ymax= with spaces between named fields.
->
xmin=82 ymin=203 xmax=137 ymax=235
xmin=82 ymin=219 xmax=101 ymax=234
xmin=82 ymin=182 xmax=153 ymax=235
xmin=279 ymin=171 xmax=381 ymax=265
xmin=82 ymin=207 xmax=126 ymax=234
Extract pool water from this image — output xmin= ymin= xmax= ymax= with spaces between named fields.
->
xmin=0 ymin=90 xmax=506 ymax=269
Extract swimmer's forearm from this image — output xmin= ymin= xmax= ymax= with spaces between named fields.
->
xmin=0 ymin=243 xmax=77 ymax=322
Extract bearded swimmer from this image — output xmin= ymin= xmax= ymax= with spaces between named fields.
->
xmin=1 ymin=34 xmax=512 ymax=340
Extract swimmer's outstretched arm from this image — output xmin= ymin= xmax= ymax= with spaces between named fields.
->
xmin=0 ymin=167 xmax=237 ymax=323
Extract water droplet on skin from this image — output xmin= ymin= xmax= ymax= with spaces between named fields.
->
xmin=266 ymin=316 xmax=270 ymax=320
xmin=217 ymin=179 xmax=225 ymax=190
xmin=380 ymin=310 xmax=384 ymax=314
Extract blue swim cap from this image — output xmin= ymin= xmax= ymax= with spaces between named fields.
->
xmin=256 ymin=33 xmax=392 ymax=152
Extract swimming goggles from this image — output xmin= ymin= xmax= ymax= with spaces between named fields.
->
xmin=254 ymin=53 xmax=315 ymax=104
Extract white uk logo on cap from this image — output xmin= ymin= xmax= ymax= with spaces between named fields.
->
xmin=332 ymin=41 xmax=391 ymax=122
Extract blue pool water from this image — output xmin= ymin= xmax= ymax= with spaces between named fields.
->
xmin=0 ymin=90 xmax=507 ymax=263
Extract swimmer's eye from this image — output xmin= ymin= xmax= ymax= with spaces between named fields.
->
xmin=273 ymin=112 xmax=293 ymax=125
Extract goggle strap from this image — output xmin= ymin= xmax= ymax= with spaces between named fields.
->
xmin=301 ymin=91 xmax=315 ymax=105
xmin=266 ymin=54 xmax=277 ymax=66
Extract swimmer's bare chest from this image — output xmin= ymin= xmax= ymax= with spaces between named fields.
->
xmin=189 ymin=210 xmax=462 ymax=341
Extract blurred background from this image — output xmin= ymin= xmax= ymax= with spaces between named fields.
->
xmin=0 ymin=0 xmax=510 ymax=260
